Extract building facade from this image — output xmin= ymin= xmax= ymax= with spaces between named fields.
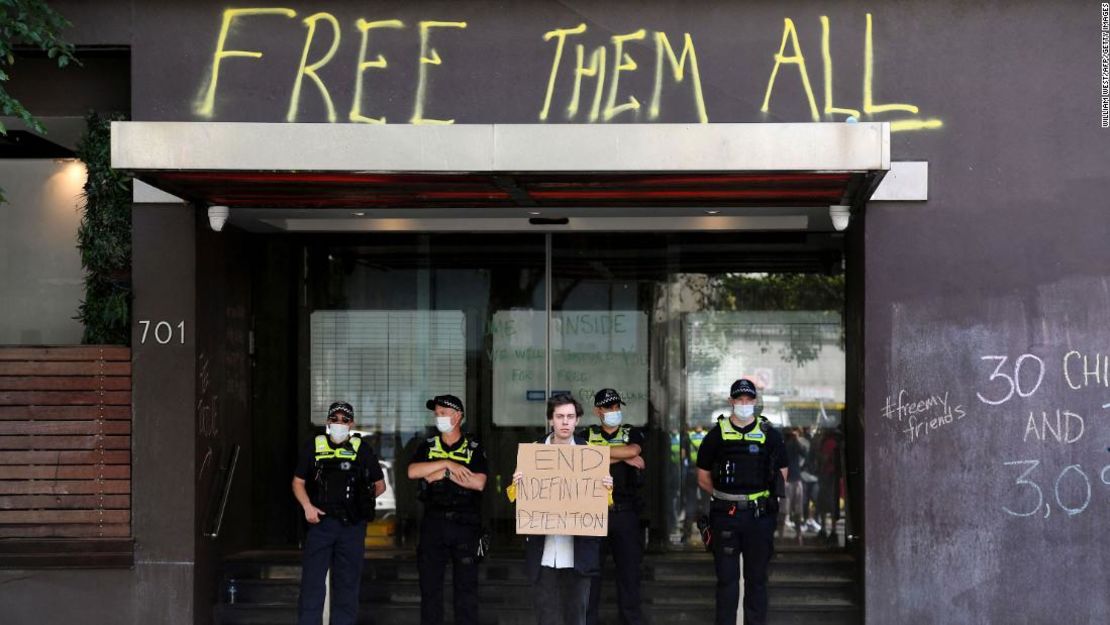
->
xmin=1 ymin=1 xmax=1107 ymax=624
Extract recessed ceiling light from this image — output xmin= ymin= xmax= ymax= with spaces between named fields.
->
xmin=704 ymin=210 xmax=720 ymax=215
xmin=529 ymin=211 xmax=541 ymax=215
xmin=352 ymin=212 xmax=365 ymax=216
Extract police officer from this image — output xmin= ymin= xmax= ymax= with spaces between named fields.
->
xmin=584 ymin=388 xmax=645 ymax=625
xmin=407 ymin=394 xmax=488 ymax=625
xmin=683 ymin=421 xmax=709 ymax=543
xmin=292 ymin=401 xmax=386 ymax=625
xmin=695 ymin=379 xmax=787 ymax=625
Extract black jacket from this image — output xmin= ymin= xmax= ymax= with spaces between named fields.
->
xmin=522 ymin=433 xmax=602 ymax=582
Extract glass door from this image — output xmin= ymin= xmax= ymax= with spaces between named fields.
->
xmin=550 ymin=232 xmax=847 ymax=549
xmin=300 ymin=231 xmax=847 ymax=551
xmin=303 ymin=234 xmax=548 ymax=548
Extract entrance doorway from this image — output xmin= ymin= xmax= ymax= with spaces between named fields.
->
xmin=253 ymin=230 xmax=850 ymax=553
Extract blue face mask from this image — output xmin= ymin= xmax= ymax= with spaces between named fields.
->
xmin=602 ymin=410 xmax=623 ymax=427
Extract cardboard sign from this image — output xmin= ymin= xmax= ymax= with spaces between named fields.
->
xmin=514 ymin=443 xmax=611 ymax=537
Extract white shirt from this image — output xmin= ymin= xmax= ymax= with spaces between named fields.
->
xmin=540 ymin=432 xmax=576 ymax=569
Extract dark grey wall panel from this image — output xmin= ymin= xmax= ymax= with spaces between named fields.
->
xmin=132 ymin=203 xmax=197 ymax=625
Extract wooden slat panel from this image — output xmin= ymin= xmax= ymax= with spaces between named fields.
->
xmin=0 ymin=347 xmax=130 ymax=362
xmin=0 ymin=552 xmax=134 ymax=567
xmin=0 ymin=376 xmax=131 ymax=391
xmin=0 ymin=465 xmax=130 ymax=479
xmin=0 ymin=435 xmax=129 ymax=450
xmin=0 ymin=538 xmax=134 ymax=553
xmin=0 ymin=348 xmax=134 ymax=549
xmin=0 ymin=480 xmax=130 ymax=495
xmin=0 ymin=421 xmax=130 ymax=435
xmin=0 ymin=494 xmax=130 ymax=509
xmin=0 ymin=450 xmax=129 ymax=465
xmin=0 ymin=509 xmax=130 ymax=523
xmin=0 ymin=523 xmax=131 ymax=538
xmin=0 ymin=390 xmax=131 ymax=405
xmin=0 ymin=362 xmax=131 ymax=376
xmin=0 ymin=406 xmax=131 ymax=420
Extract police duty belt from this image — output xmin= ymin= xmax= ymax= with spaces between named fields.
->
xmin=711 ymin=488 xmax=768 ymax=502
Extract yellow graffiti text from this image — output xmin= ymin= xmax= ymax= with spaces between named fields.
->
xmin=570 ymin=45 xmax=606 ymax=122
xmin=349 ymin=19 xmax=405 ymax=124
xmin=603 ymin=29 xmax=646 ymax=121
xmin=540 ymin=23 xmax=588 ymax=121
xmin=650 ymin=32 xmax=707 ymax=124
xmin=540 ymin=25 xmax=708 ymax=123
xmin=759 ymin=13 xmax=943 ymax=132
xmin=411 ymin=21 xmax=468 ymax=125
xmin=196 ymin=7 xmax=297 ymax=118
xmin=287 ymin=12 xmax=342 ymax=123
xmin=820 ymin=16 xmax=859 ymax=119
xmin=761 ymin=18 xmax=820 ymax=122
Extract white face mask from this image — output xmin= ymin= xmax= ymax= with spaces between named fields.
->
xmin=602 ymin=410 xmax=623 ymax=427
xmin=327 ymin=423 xmax=350 ymax=443
xmin=435 ymin=416 xmax=455 ymax=434
xmin=734 ymin=404 xmax=755 ymax=419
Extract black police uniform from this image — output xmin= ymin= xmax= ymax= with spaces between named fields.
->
xmin=294 ymin=433 xmax=383 ymax=625
xmin=584 ymin=423 xmax=645 ymax=625
xmin=412 ymin=432 xmax=489 ymax=625
xmin=695 ymin=415 xmax=787 ymax=625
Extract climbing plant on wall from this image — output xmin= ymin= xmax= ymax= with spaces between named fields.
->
xmin=0 ymin=0 xmax=76 ymax=200
xmin=76 ymin=111 xmax=132 ymax=345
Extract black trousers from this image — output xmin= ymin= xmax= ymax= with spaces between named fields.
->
xmin=586 ymin=508 xmax=644 ymax=625
xmin=298 ymin=516 xmax=367 ymax=625
xmin=417 ymin=515 xmax=481 ymax=625
xmin=710 ymin=506 xmax=775 ymax=625
xmin=534 ymin=566 xmax=593 ymax=625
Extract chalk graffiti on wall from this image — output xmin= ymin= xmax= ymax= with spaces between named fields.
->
xmin=194 ymin=8 xmax=942 ymax=131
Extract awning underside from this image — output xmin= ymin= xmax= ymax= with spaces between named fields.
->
xmin=140 ymin=170 xmax=869 ymax=210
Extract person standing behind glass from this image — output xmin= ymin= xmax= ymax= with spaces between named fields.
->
xmin=510 ymin=394 xmax=612 ymax=625
xmin=584 ymin=388 xmax=645 ymax=625
xmin=695 ymin=379 xmax=787 ymax=625
xmin=407 ymin=394 xmax=489 ymax=625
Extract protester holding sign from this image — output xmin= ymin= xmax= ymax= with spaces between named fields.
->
xmin=584 ymin=388 xmax=645 ymax=625
xmin=407 ymin=394 xmax=489 ymax=625
xmin=509 ymin=394 xmax=612 ymax=625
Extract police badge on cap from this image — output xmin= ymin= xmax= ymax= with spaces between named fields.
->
xmin=730 ymin=379 xmax=758 ymax=398
xmin=425 ymin=394 xmax=464 ymax=412
xmin=593 ymin=388 xmax=626 ymax=407
xmin=328 ymin=401 xmax=355 ymax=419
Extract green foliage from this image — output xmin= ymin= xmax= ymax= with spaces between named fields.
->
xmin=710 ymin=273 xmax=845 ymax=313
xmin=0 ymin=0 xmax=76 ymax=135
xmin=76 ymin=111 xmax=132 ymax=345
xmin=709 ymin=272 xmax=845 ymax=366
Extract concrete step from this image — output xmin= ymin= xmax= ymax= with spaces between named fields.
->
xmin=216 ymin=548 xmax=861 ymax=625
xmin=222 ymin=547 xmax=856 ymax=584
xmin=216 ymin=602 xmax=861 ymax=625
xmin=227 ymin=577 xmax=856 ymax=606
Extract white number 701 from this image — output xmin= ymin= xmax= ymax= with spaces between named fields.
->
xmin=139 ymin=320 xmax=185 ymax=345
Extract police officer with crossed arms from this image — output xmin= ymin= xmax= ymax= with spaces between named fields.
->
xmin=292 ymin=401 xmax=386 ymax=625
xmin=695 ymin=379 xmax=787 ymax=625
xmin=407 ymin=394 xmax=489 ymax=625
xmin=584 ymin=388 xmax=646 ymax=625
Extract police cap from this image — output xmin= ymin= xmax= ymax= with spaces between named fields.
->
xmin=729 ymin=379 xmax=758 ymax=399
xmin=593 ymin=388 xmax=626 ymax=407
xmin=328 ymin=401 xmax=355 ymax=419
xmin=426 ymin=394 xmax=464 ymax=413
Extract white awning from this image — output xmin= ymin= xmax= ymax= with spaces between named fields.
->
xmin=111 ymin=122 xmax=891 ymax=232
